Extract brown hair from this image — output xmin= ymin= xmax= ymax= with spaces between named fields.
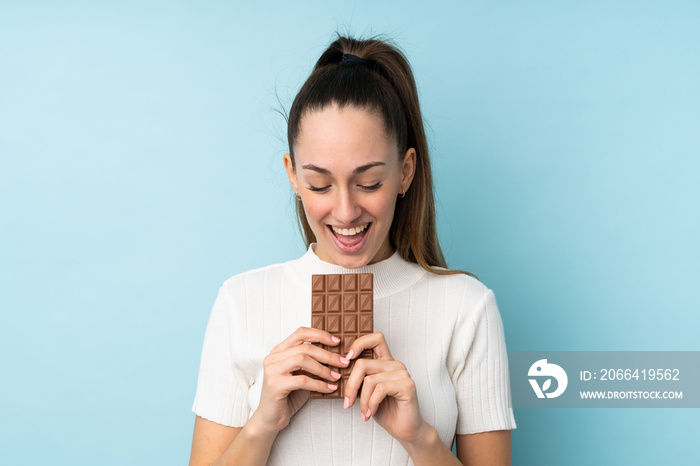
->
xmin=287 ymin=33 xmax=471 ymax=277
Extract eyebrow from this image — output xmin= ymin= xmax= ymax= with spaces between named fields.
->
xmin=301 ymin=162 xmax=386 ymax=175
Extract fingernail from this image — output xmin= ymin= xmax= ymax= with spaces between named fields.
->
xmin=327 ymin=383 xmax=338 ymax=391
xmin=343 ymin=396 xmax=349 ymax=409
xmin=366 ymin=408 xmax=371 ymax=419
xmin=331 ymin=335 xmax=340 ymax=343
xmin=330 ymin=370 xmax=341 ymax=379
xmin=361 ymin=412 xmax=366 ymax=422
xmin=346 ymin=349 xmax=355 ymax=359
xmin=339 ymin=357 xmax=350 ymax=365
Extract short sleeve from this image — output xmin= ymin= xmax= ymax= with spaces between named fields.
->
xmin=191 ymin=285 xmax=251 ymax=427
xmin=449 ymin=288 xmax=516 ymax=434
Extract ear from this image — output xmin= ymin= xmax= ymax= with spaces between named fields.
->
xmin=399 ymin=147 xmax=417 ymax=193
xmin=283 ymin=153 xmax=299 ymax=195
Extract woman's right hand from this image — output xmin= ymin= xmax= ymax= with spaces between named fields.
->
xmin=247 ymin=326 xmax=350 ymax=436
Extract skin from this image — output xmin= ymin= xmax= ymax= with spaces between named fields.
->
xmin=189 ymin=104 xmax=512 ymax=465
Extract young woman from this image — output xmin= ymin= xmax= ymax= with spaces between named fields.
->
xmin=189 ymin=34 xmax=516 ymax=466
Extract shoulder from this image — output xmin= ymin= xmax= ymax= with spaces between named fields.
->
xmin=424 ymin=269 xmax=491 ymax=303
xmin=420 ymin=270 xmax=500 ymax=332
xmin=219 ymin=255 xmax=306 ymax=295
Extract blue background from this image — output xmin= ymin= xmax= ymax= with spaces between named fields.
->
xmin=1 ymin=1 xmax=698 ymax=464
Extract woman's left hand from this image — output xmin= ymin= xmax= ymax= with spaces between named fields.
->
xmin=343 ymin=332 xmax=430 ymax=444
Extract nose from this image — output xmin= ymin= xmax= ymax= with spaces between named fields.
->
xmin=333 ymin=187 xmax=363 ymax=225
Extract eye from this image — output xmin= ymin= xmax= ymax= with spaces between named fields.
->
xmin=359 ymin=182 xmax=382 ymax=191
xmin=307 ymin=185 xmax=331 ymax=193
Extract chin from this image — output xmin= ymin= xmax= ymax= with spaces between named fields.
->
xmin=315 ymin=240 xmax=377 ymax=269
xmin=331 ymin=253 xmax=372 ymax=269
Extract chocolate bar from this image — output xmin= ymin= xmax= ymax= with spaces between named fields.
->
xmin=309 ymin=273 xmax=374 ymax=398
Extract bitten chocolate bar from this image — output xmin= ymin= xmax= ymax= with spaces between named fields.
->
xmin=309 ymin=273 xmax=374 ymax=398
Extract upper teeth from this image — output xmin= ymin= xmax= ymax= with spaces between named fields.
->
xmin=332 ymin=223 xmax=369 ymax=236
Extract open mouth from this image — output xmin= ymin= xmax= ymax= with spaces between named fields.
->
xmin=328 ymin=222 xmax=371 ymax=252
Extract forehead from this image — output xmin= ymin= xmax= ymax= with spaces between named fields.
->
xmin=295 ymin=104 xmax=398 ymax=170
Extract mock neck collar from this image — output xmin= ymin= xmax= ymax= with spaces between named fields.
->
xmin=297 ymin=243 xmax=427 ymax=300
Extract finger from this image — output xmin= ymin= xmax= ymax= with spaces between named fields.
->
xmin=359 ymin=372 xmax=406 ymax=420
xmin=272 ymin=326 xmax=341 ymax=352
xmin=266 ymin=341 xmax=351 ymax=371
xmin=286 ymin=374 xmax=339 ymax=394
xmin=343 ymin=358 xmax=404 ymax=408
xmin=344 ymin=331 xmax=393 ymax=361
xmin=265 ymin=366 xmax=338 ymax=398
xmin=269 ymin=351 xmax=343 ymax=383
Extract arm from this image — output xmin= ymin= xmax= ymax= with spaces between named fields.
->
xmin=396 ymin=425 xmax=511 ymax=466
xmin=342 ymin=327 xmax=514 ymax=466
xmin=341 ymin=332 xmax=463 ymax=465
xmin=456 ymin=431 xmax=511 ymax=466
xmin=189 ymin=416 xmax=275 ymax=466
xmin=189 ymin=327 xmax=350 ymax=465
xmin=189 ymin=417 xmax=241 ymax=466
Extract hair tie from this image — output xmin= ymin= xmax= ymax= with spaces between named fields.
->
xmin=339 ymin=53 xmax=373 ymax=67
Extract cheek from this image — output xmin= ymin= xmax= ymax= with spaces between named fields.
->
xmin=372 ymin=195 xmax=397 ymax=222
xmin=303 ymin=199 xmax=331 ymax=224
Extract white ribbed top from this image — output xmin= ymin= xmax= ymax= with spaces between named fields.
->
xmin=192 ymin=244 xmax=516 ymax=465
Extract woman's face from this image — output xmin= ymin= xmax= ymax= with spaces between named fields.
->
xmin=284 ymin=103 xmax=415 ymax=269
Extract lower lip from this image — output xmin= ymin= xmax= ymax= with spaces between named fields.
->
xmin=328 ymin=224 xmax=371 ymax=254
